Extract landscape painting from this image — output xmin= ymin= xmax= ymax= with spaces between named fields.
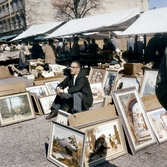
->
xmin=140 ymin=69 xmax=158 ymax=97
xmin=26 ymin=85 xmax=49 ymax=98
xmin=47 ymin=121 xmax=86 ymax=167
xmin=0 ymin=92 xmax=36 ymax=126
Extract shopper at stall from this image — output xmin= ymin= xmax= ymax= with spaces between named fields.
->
xmin=31 ymin=40 xmax=44 ymax=59
xmin=85 ymin=37 xmax=92 ymax=53
xmin=103 ymin=38 xmax=115 ymax=52
xmin=110 ymin=34 xmax=119 ymax=50
xmin=156 ymin=36 xmax=167 ymax=110
xmin=43 ymin=39 xmax=57 ymax=64
xmin=127 ymin=35 xmax=135 ymax=61
xmin=46 ymin=60 xmax=93 ymax=120
xmin=90 ymin=38 xmax=99 ymax=55
xmin=71 ymin=36 xmax=80 ymax=61
xmin=145 ymin=33 xmax=164 ymax=68
xmin=135 ymin=36 xmax=145 ymax=62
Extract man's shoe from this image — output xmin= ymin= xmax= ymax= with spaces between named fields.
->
xmin=45 ymin=112 xmax=57 ymax=120
xmin=71 ymin=109 xmax=80 ymax=114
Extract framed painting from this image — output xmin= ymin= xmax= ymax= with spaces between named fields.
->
xmin=112 ymin=87 xmax=157 ymax=155
xmin=102 ymin=69 xmax=118 ymax=96
xmin=147 ymin=108 xmax=167 ymax=143
xmin=45 ymin=80 xmax=60 ymax=95
xmin=26 ymin=85 xmax=49 ymax=98
xmin=90 ymin=82 xmax=105 ymax=104
xmin=55 ymin=110 xmax=71 ymax=125
xmin=139 ymin=69 xmax=158 ymax=97
xmin=88 ymin=67 xmax=106 ymax=83
xmin=76 ymin=116 xmax=127 ymax=167
xmin=115 ymin=76 xmax=140 ymax=91
xmin=39 ymin=95 xmax=56 ymax=114
xmin=30 ymin=93 xmax=43 ymax=115
xmin=47 ymin=121 xmax=86 ymax=167
xmin=0 ymin=92 xmax=36 ymax=126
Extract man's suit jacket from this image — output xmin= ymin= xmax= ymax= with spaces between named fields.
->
xmin=58 ymin=70 xmax=93 ymax=110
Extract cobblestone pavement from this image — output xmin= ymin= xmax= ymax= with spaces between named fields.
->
xmin=0 ymin=115 xmax=167 ymax=167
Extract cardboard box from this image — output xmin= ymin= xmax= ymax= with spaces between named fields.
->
xmin=0 ymin=82 xmax=26 ymax=96
xmin=68 ymin=105 xmax=117 ymax=127
xmin=34 ymin=76 xmax=64 ymax=85
xmin=141 ymin=94 xmax=162 ymax=111
xmin=124 ymin=63 xmax=143 ymax=75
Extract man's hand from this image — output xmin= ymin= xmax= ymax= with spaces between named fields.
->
xmin=56 ymin=87 xmax=63 ymax=95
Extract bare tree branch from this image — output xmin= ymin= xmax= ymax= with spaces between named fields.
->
xmin=51 ymin=0 xmax=101 ymax=20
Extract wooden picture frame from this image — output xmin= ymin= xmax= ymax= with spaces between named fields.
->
xmin=76 ymin=116 xmax=127 ymax=167
xmin=147 ymin=108 xmax=167 ymax=144
xmin=90 ymin=82 xmax=105 ymax=104
xmin=112 ymin=87 xmax=157 ymax=155
xmin=115 ymin=76 xmax=140 ymax=91
xmin=39 ymin=95 xmax=56 ymax=114
xmin=30 ymin=93 xmax=43 ymax=115
xmin=0 ymin=92 xmax=36 ymax=126
xmin=26 ymin=85 xmax=49 ymax=98
xmin=45 ymin=80 xmax=60 ymax=95
xmin=139 ymin=69 xmax=158 ymax=97
xmin=102 ymin=69 xmax=118 ymax=96
xmin=88 ymin=67 xmax=106 ymax=84
xmin=47 ymin=121 xmax=86 ymax=167
xmin=55 ymin=110 xmax=71 ymax=125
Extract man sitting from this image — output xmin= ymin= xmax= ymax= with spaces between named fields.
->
xmin=46 ymin=60 xmax=93 ymax=119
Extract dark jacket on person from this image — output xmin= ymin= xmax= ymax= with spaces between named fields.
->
xmin=156 ymin=47 xmax=167 ymax=110
xmin=58 ymin=70 xmax=93 ymax=110
xmin=103 ymin=42 xmax=115 ymax=51
xmin=145 ymin=35 xmax=164 ymax=63
xmin=31 ymin=43 xmax=44 ymax=59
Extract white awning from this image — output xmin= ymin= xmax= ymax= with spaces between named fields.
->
xmin=11 ymin=21 xmax=65 ymax=41
xmin=46 ymin=8 xmax=140 ymax=38
xmin=121 ymin=7 xmax=167 ymax=36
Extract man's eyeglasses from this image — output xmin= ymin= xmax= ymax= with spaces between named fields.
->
xmin=70 ymin=66 xmax=79 ymax=69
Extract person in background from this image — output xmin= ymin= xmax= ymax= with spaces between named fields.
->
xmin=46 ymin=60 xmax=93 ymax=119
xmin=103 ymin=38 xmax=115 ymax=51
xmin=103 ymin=38 xmax=116 ymax=62
xmin=4 ymin=43 xmax=11 ymax=51
xmin=30 ymin=40 xmax=44 ymax=59
xmin=110 ymin=34 xmax=119 ymax=50
xmin=80 ymin=41 xmax=87 ymax=53
xmin=85 ymin=37 xmax=92 ymax=53
xmin=156 ymin=37 xmax=167 ymax=110
xmin=135 ymin=36 xmax=145 ymax=62
xmin=16 ymin=42 xmax=22 ymax=50
xmin=71 ymin=36 xmax=80 ymax=61
xmin=23 ymin=42 xmax=31 ymax=60
xmin=90 ymin=38 xmax=99 ymax=55
xmin=43 ymin=39 xmax=57 ymax=64
xmin=127 ymin=35 xmax=135 ymax=61
xmin=145 ymin=33 xmax=164 ymax=68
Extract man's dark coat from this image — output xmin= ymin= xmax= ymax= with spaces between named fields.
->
xmin=58 ymin=70 xmax=93 ymax=110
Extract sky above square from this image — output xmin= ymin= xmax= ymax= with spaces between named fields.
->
xmin=149 ymin=0 xmax=167 ymax=9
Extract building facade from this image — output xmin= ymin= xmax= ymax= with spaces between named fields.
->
xmin=0 ymin=0 xmax=149 ymax=38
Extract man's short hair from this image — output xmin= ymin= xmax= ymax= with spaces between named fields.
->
xmin=71 ymin=61 xmax=81 ymax=68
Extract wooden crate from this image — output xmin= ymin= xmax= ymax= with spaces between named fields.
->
xmin=123 ymin=63 xmax=143 ymax=75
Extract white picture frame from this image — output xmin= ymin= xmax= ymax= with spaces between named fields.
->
xmin=45 ymin=81 xmax=60 ymax=95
